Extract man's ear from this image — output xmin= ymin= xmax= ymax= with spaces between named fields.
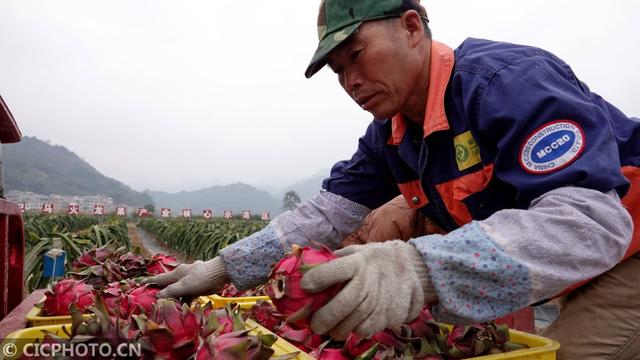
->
xmin=400 ymin=10 xmax=425 ymax=47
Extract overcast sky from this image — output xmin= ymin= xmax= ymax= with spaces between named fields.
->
xmin=1 ymin=0 xmax=638 ymax=193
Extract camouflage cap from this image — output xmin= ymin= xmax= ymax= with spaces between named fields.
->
xmin=305 ymin=0 xmax=428 ymax=78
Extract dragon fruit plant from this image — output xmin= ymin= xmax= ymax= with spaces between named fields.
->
xmin=40 ymin=279 xmax=96 ymax=316
xmin=265 ymin=244 xmax=343 ymax=329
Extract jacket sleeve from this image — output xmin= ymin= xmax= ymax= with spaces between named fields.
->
xmin=411 ymin=186 xmax=632 ymax=322
xmin=411 ymin=55 xmax=633 ymax=322
xmin=219 ymin=121 xmax=398 ymax=290
xmin=219 ymin=190 xmax=370 ymax=290
xmin=474 ymin=54 xmax=629 ymax=205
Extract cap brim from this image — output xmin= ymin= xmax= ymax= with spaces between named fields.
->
xmin=304 ymin=22 xmax=362 ymax=78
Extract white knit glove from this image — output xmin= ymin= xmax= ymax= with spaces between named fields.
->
xmin=300 ymin=240 xmax=437 ymax=340
xmin=143 ymin=257 xmax=230 ymax=298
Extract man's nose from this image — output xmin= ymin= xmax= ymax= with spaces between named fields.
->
xmin=343 ymin=68 xmax=362 ymax=97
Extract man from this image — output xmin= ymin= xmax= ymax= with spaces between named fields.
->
xmin=147 ymin=0 xmax=640 ymax=358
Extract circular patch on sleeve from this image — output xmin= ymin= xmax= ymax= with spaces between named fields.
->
xmin=519 ymin=120 xmax=585 ymax=174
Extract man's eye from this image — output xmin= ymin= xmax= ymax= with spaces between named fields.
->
xmin=350 ymin=49 xmax=362 ymax=61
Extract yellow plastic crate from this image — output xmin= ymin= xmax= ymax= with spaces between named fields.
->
xmin=0 ymin=324 xmax=558 ymax=360
xmin=25 ymin=302 xmax=93 ymax=327
xmin=461 ymin=329 xmax=559 ymax=359
xmin=197 ymin=294 xmax=271 ymax=309
xmin=245 ymin=319 xmax=315 ymax=360
xmin=0 ymin=324 xmax=71 ymax=360
xmin=26 ymin=294 xmax=270 ymax=326
xmin=23 ymin=297 xmax=558 ymax=359
xmin=0 ymin=321 xmax=311 ymax=360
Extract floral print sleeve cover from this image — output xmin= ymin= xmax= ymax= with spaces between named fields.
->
xmin=411 ymin=186 xmax=632 ymax=322
xmin=218 ymin=190 xmax=370 ymax=290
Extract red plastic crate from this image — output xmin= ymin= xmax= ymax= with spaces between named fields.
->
xmin=495 ymin=307 xmax=535 ymax=333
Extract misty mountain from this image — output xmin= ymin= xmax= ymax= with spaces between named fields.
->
xmin=147 ymin=183 xmax=281 ymax=215
xmin=1 ymin=135 xmax=332 ymax=213
xmin=275 ymin=169 xmax=329 ymax=203
xmin=2 ymin=136 xmax=153 ymax=206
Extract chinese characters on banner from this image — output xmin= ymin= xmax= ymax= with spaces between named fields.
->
xmin=18 ymin=203 xmax=25 ymax=213
xmin=93 ymin=204 xmax=104 ymax=216
xmin=42 ymin=203 xmax=53 ymax=214
xmin=31 ymin=202 xmax=271 ymax=219
xmin=68 ymin=204 xmax=80 ymax=215
xmin=161 ymin=208 xmax=171 ymax=218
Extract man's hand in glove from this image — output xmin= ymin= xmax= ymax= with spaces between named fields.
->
xmin=142 ymin=257 xmax=230 ymax=298
xmin=301 ymin=240 xmax=437 ymax=340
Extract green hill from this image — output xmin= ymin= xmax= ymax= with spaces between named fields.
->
xmin=147 ymin=183 xmax=281 ymax=216
xmin=2 ymin=136 xmax=153 ymax=206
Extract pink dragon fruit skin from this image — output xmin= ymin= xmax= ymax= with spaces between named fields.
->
xmin=276 ymin=323 xmax=323 ymax=352
xmin=343 ymin=333 xmax=378 ymax=358
xmin=146 ymin=254 xmax=179 ymax=275
xmin=265 ymin=244 xmax=343 ymax=328
xmin=101 ymin=282 xmax=123 ymax=312
xmin=246 ymin=300 xmax=283 ymax=332
xmin=195 ymin=330 xmax=277 ymax=360
xmin=311 ymin=347 xmax=350 ymax=360
xmin=42 ymin=279 xmax=96 ymax=315
xmin=120 ymin=284 xmax=160 ymax=316
xmin=102 ymin=282 xmax=160 ymax=318
xmin=145 ymin=299 xmax=202 ymax=358
xmin=202 ymin=307 xmax=235 ymax=335
xmin=71 ymin=246 xmax=112 ymax=270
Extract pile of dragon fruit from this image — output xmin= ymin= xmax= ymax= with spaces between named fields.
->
xmin=37 ymin=244 xmax=528 ymax=359
xmin=40 ymin=245 xmax=178 ymax=317
xmin=39 ymin=298 xmax=294 ymax=359
xmin=256 ymin=244 xmax=529 ymax=359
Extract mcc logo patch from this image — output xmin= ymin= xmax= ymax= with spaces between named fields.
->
xmin=519 ymin=120 xmax=585 ymax=174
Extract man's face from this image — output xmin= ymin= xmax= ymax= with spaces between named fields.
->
xmin=327 ymin=19 xmax=416 ymax=120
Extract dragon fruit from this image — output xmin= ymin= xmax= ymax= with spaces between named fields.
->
xmin=276 ymin=323 xmax=323 ymax=353
xmin=201 ymin=304 xmax=245 ymax=336
xmin=246 ymin=300 xmax=283 ymax=332
xmin=71 ymin=245 xmax=113 ymax=270
xmin=141 ymin=298 xmax=203 ymax=359
xmin=41 ymin=279 xmax=96 ymax=315
xmin=445 ymin=322 xmax=528 ymax=358
xmin=101 ymin=281 xmax=124 ymax=312
xmin=310 ymin=347 xmax=350 ymax=360
xmin=195 ymin=329 xmax=281 ymax=360
xmin=117 ymin=251 xmax=147 ymax=278
xmin=146 ymin=254 xmax=179 ymax=275
xmin=102 ymin=282 xmax=160 ymax=318
xmin=265 ymin=244 xmax=343 ymax=328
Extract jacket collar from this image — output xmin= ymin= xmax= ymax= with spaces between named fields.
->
xmin=389 ymin=40 xmax=455 ymax=145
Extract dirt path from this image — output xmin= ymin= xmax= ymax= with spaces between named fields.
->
xmin=127 ymin=222 xmax=193 ymax=263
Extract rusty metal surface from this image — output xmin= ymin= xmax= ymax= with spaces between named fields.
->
xmin=0 ymin=96 xmax=21 ymax=144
